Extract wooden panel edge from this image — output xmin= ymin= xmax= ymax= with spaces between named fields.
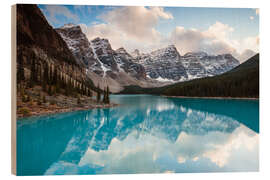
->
xmin=11 ymin=4 xmax=17 ymax=176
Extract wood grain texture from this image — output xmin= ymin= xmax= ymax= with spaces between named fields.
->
xmin=11 ymin=4 xmax=17 ymax=175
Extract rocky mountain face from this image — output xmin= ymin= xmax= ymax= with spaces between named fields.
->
xmin=89 ymin=37 xmax=118 ymax=77
xmin=17 ymin=4 xmax=96 ymax=94
xmin=181 ymin=52 xmax=240 ymax=79
xmin=56 ymin=25 xmax=147 ymax=80
xmin=55 ymin=24 xmax=96 ymax=67
xmin=114 ymin=47 xmax=146 ymax=80
xmin=56 ymin=25 xmax=149 ymax=92
xmin=133 ymin=46 xmax=240 ymax=82
xmin=133 ymin=45 xmax=187 ymax=81
xmin=17 ymin=5 xmax=77 ymax=66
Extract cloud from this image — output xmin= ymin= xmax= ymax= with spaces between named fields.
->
xmin=242 ymin=36 xmax=259 ymax=51
xmin=41 ymin=5 xmax=79 ymax=25
xmin=250 ymin=16 xmax=254 ymax=20
xmin=206 ymin=21 xmax=234 ymax=40
xmin=99 ymin=6 xmax=172 ymax=42
xmin=236 ymin=49 xmax=257 ymax=62
xmin=169 ymin=22 xmax=259 ymax=62
xmin=80 ymin=23 xmax=129 ymax=50
xmin=229 ymin=35 xmax=259 ymax=62
xmin=170 ymin=27 xmax=205 ymax=55
xmin=202 ymin=125 xmax=258 ymax=167
xmin=80 ymin=6 xmax=173 ymax=52
xmin=80 ymin=23 xmax=160 ymax=52
xmin=170 ymin=22 xmax=238 ymax=56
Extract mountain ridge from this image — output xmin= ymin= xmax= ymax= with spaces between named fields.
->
xmin=53 ymin=20 xmax=245 ymax=94
xmin=132 ymin=44 xmax=240 ymax=82
xmin=55 ymin=22 xmax=241 ymax=87
xmin=119 ymin=53 xmax=259 ymax=98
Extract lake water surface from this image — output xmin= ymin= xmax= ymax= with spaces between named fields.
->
xmin=17 ymin=95 xmax=259 ymax=175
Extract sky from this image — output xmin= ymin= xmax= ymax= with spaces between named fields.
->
xmin=38 ymin=5 xmax=259 ymax=62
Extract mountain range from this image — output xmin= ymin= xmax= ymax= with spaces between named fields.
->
xmin=55 ymin=23 xmax=240 ymax=92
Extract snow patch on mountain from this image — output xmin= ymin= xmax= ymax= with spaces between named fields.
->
xmin=152 ymin=76 xmax=175 ymax=83
xmin=89 ymin=41 xmax=110 ymax=77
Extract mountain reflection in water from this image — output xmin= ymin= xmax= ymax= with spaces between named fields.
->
xmin=17 ymin=95 xmax=259 ymax=175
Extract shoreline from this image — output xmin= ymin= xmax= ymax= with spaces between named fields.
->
xmin=17 ymin=103 xmax=119 ymax=119
xmin=162 ymin=95 xmax=259 ymax=100
xmin=16 ymin=86 xmax=120 ymax=119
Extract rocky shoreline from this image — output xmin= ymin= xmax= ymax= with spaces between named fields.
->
xmin=17 ymin=103 xmax=118 ymax=119
xmin=16 ymin=86 xmax=119 ymax=119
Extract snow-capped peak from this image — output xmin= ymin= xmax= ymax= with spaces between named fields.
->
xmin=91 ymin=37 xmax=110 ymax=48
xmin=130 ymin=49 xmax=141 ymax=58
xmin=150 ymin=45 xmax=179 ymax=57
xmin=60 ymin=23 xmax=78 ymax=29
xmin=90 ymin=37 xmax=113 ymax=56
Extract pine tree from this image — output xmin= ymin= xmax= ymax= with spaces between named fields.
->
xmin=69 ymin=78 xmax=74 ymax=96
xmin=102 ymin=88 xmax=106 ymax=103
xmin=55 ymin=82 xmax=60 ymax=94
xmin=37 ymin=93 xmax=42 ymax=105
xmin=52 ymin=66 xmax=58 ymax=85
xmin=60 ymin=74 xmax=65 ymax=89
xmin=97 ymin=85 xmax=101 ymax=102
xmin=49 ymin=64 xmax=53 ymax=85
xmin=43 ymin=62 xmax=49 ymax=91
xmin=29 ymin=58 xmax=36 ymax=88
xmin=38 ymin=63 xmax=42 ymax=84
xmin=65 ymin=78 xmax=71 ymax=96
xmin=106 ymin=86 xmax=110 ymax=104
xmin=48 ymin=85 xmax=52 ymax=96
xmin=81 ymin=84 xmax=85 ymax=95
xmin=42 ymin=95 xmax=46 ymax=103
xmin=77 ymin=96 xmax=81 ymax=104
xmin=17 ymin=53 xmax=25 ymax=84
xmin=88 ymin=89 xmax=92 ymax=97
xmin=102 ymin=86 xmax=110 ymax=104
xmin=103 ymin=86 xmax=110 ymax=104
xmin=84 ymin=86 xmax=87 ymax=96
xmin=26 ymin=95 xmax=31 ymax=102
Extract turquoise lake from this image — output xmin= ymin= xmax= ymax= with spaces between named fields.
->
xmin=17 ymin=95 xmax=259 ymax=175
